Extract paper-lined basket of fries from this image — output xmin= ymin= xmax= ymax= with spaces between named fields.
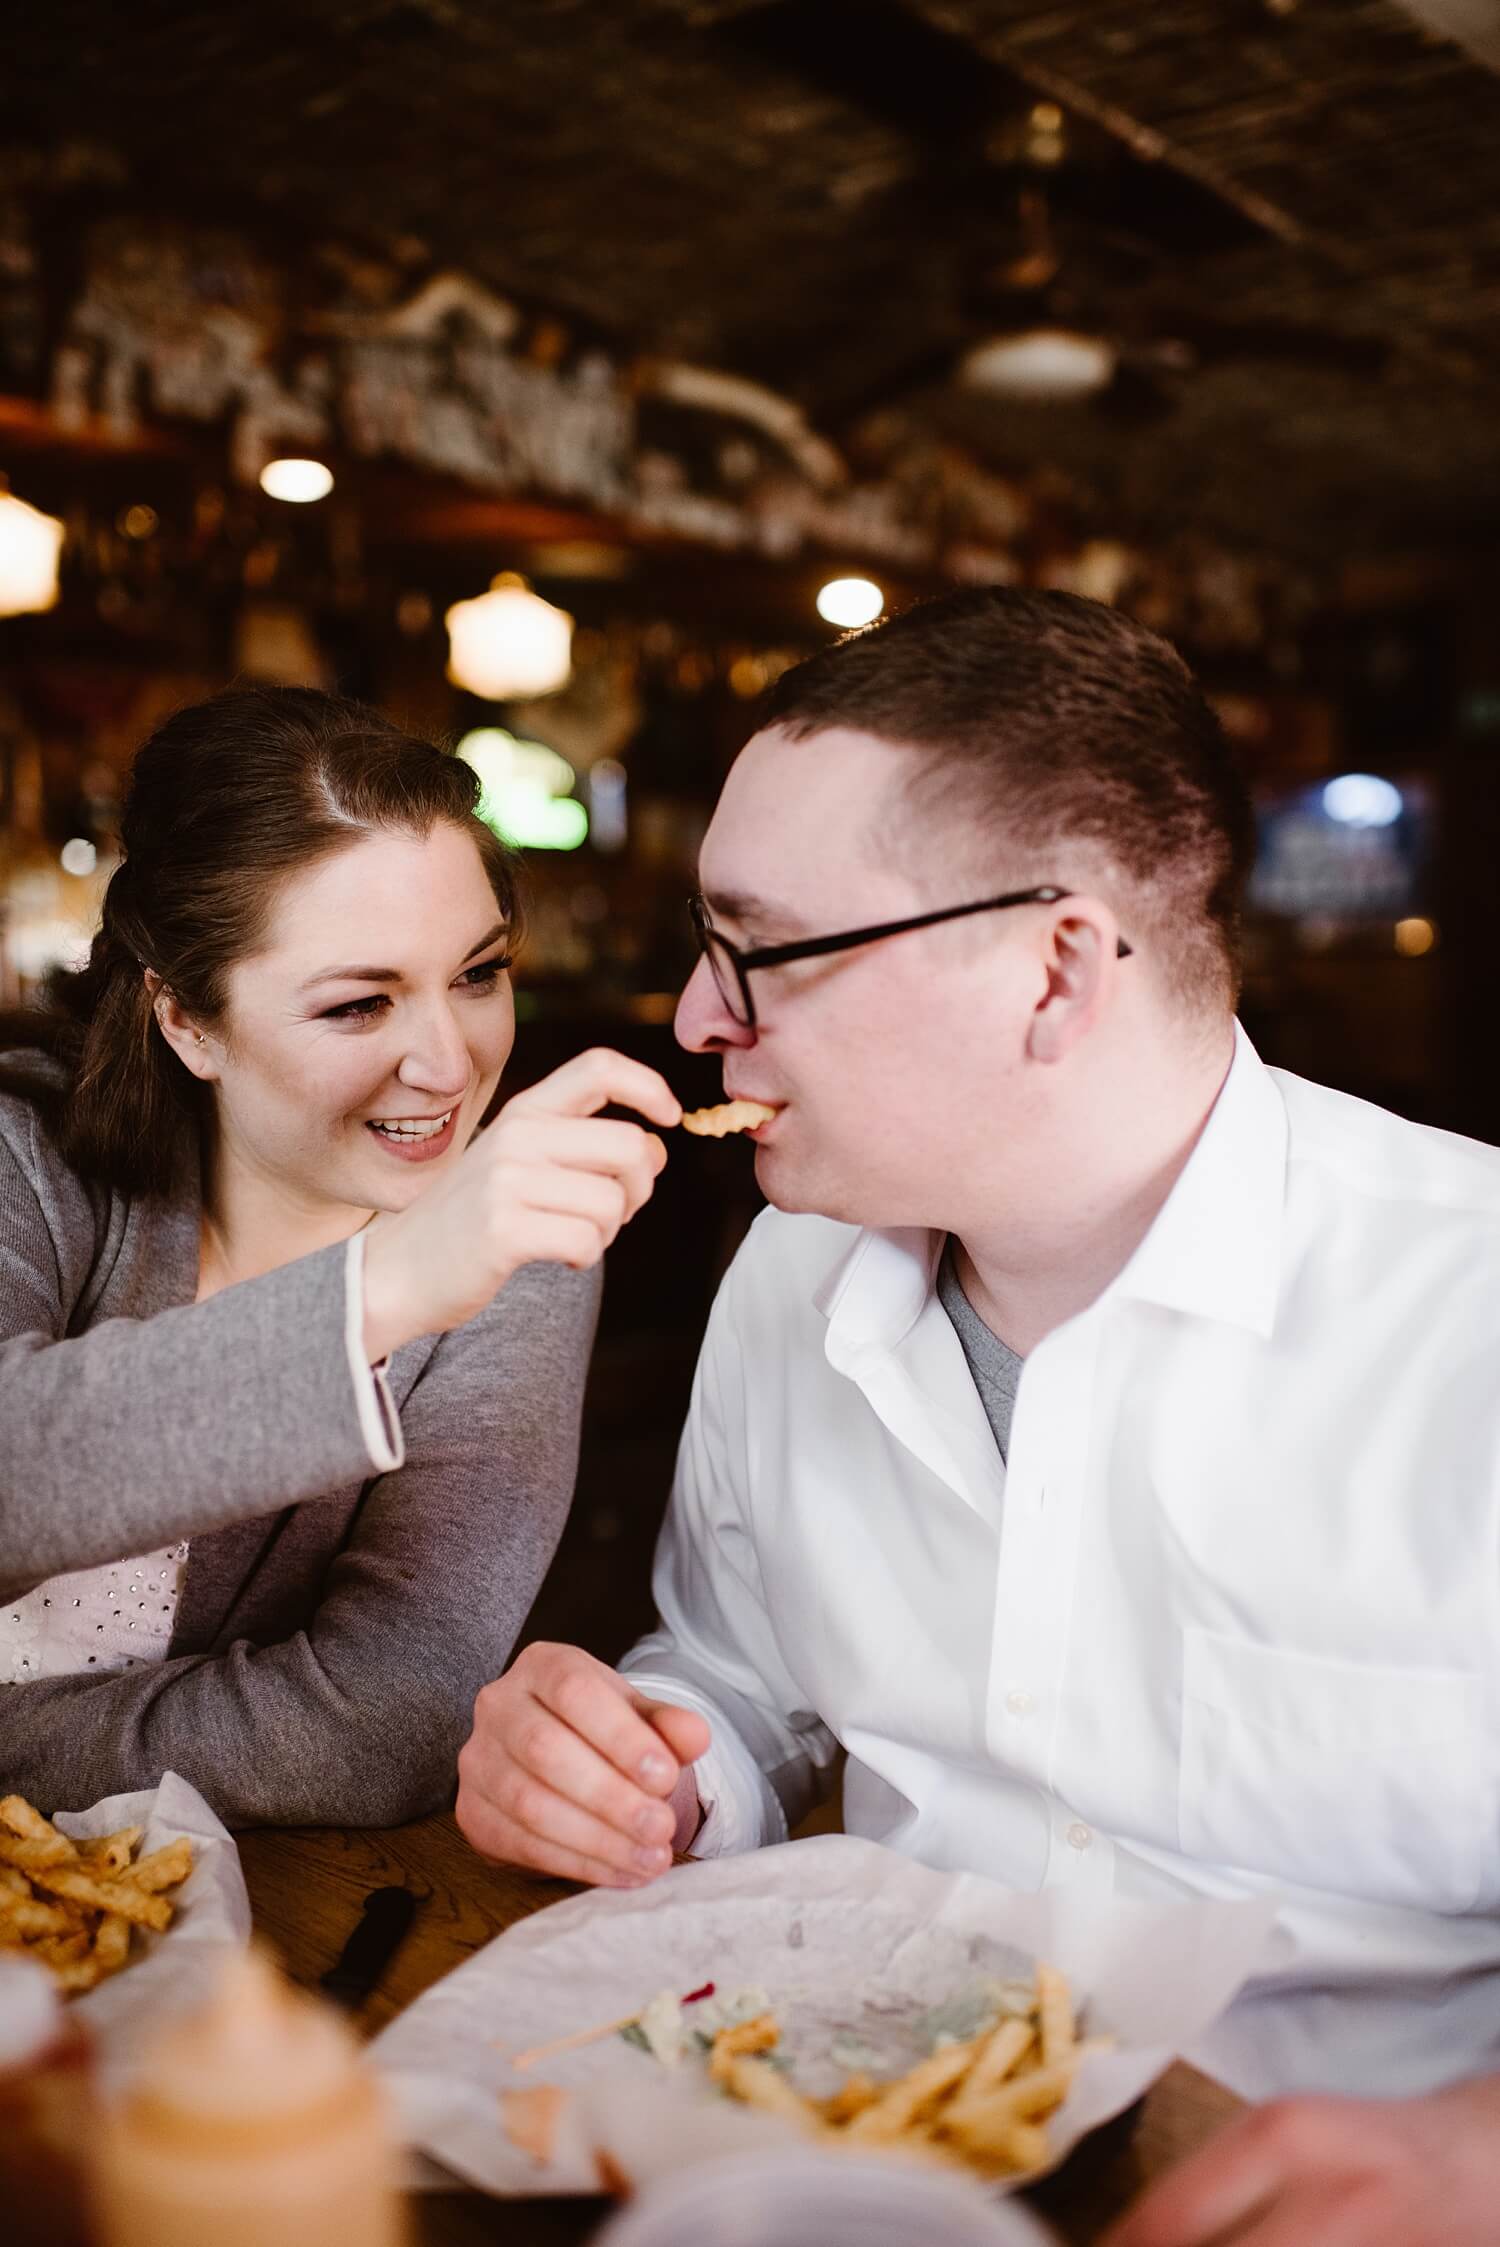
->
xmin=0 ymin=1770 xmax=250 ymax=2078
xmin=372 ymin=1833 xmax=1275 ymax=2202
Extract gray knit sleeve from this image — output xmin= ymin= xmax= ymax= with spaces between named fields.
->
xmin=0 ymin=1257 xmax=601 ymax=1826
xmin=0 ymin=1105 xmax=388 ymax=1599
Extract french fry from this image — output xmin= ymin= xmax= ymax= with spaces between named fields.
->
xmin=969 ymin=2016 xmax=1035 ymax=2095
xmin=48 ymin=1953 xmax=108 ymax=1995
xmin=952 ymin=2114 xmax=1052 ymax=2176
xmin=1003 ymin=2119 xmax=1052 ymax=2173
xmin=30 ymin=1928 xmax=93 ymax=1970
xmin=943 ymin=2016 xmax=1036 ymax=2128
xmin=818 ymin=2071 xmax=880 ymax=2125
xmin=940 ymin=2055 xmax=1079 ymax=2147
xmin=843 ymin=2037 xmax=982 ymax=2144
xmin=94 ymin=1912 xmax=131 ymax=1974
xmin=0 ymin=1793 xmax=193 ymax=1996
xmin=84 ymin=1827 xmax=145 ymax=1874
xmin=680 ymin=1100 xmax=776 ymax=1138
xmin=1035 ymin=1961 xmax=1074 ymax=2068
xmin=0 ymin=1796 xmax=75 ymax=1850
xmin=129 ymin=1837 xmax=194 ymax=1894
xmin=709 ymin=2013 xmax=780 ymax=2084
xmin=29 ymin=1864 xmax=174 ymax=1931
xmin=0 ymin=1886 xmax=76 ymax=1938
xmin=721 ymin=2055 xmax=820 ymax=2131
xmin=0 ymin=1830 xmax=76 ymax=1872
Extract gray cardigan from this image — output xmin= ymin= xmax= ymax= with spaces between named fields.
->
xmin=0 ymin=1070 xmax=601 ymax=1828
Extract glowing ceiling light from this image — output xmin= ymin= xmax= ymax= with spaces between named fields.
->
xmin=0 ymin=485 xmax=64 ymax=617
xmin=1322 ymin=773 xmax=1403 ymax=828
xmin=456 ymin=727 xmax=588 ymax=851
xmin=816 ymin=577 xmax=884 ymax=629
xmin=958 ymin=328 xmax=1116 ymax=400
xmin=1395 ymin=916 xmax=1436 ymax=957
xmin=259 ymin=458 xmax=334 ymax=503
xmin=446 ymin=573 xmax=573 ymax=700
xmin=60 ymin=838 xmax=98 ymax=877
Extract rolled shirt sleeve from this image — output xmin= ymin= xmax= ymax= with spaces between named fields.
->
xmin=343 ymin=1229 xmax=404 ymax=1472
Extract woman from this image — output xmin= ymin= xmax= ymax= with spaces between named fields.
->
xmin=0 ymin=686 xmax=678 ymax=1831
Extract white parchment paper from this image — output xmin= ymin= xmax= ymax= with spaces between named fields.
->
xmin=372 ymin=1834 xmax=1275 ymax=2199
xmin=51 ymin=1768 xmax=251 ymax=2083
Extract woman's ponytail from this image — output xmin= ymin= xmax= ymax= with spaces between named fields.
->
xmin=60 ymin=876 xmax=196 ymax=1197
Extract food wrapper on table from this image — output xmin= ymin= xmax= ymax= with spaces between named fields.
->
xmin=44 ymin=1770 xmax=251 ymax=2083
xmin=372 ymin=1833 xmax=1275 ymax=2200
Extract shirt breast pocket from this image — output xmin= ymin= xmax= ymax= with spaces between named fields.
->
xmin=1178 ymin=1625 xmax=1485 ymax=1914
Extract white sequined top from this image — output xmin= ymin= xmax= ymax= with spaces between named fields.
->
xmin=2 ymin=1542 xmax=191 ymax=1682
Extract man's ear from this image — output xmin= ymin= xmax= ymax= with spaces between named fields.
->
xmin=150 ymin=978 xmax=219 ymax=1083
xmin=1025 ymin=903 xmax=1118 ymax=1065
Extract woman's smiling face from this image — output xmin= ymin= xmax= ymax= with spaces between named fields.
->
xmin=200 ymin=821 xmax=516 ymax=1216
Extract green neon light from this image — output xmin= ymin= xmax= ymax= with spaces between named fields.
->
xmin=488 ymin=784 xmax=589 ymax=851
xmin=457 ymin=728 xmax=590 ymax=851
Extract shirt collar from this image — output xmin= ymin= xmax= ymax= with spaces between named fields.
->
xmin=815 ymin=1226 xmax=939 ymax=1357
xmin=815 ymin=1021 xmax=1287 ymax=1352
xmin=1106 ymin=1020 xmax=1286 ymax=1338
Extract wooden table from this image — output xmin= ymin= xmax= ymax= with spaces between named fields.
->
xmin=239 ymin=1815 xmax=1242 ymax=2245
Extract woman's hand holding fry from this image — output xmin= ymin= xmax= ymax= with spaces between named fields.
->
xmin=361 ymin=1048 xmax=680 ymax=1361
xmin=456 ymin=1642 xmax=708 ymax=1889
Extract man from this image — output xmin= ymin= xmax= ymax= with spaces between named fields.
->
xmin=456 ymin=590 xmax=1500 ymax=2231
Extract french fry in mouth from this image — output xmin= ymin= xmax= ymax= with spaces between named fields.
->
xmin=680 ymin=1100 xmax=776 ymax=1138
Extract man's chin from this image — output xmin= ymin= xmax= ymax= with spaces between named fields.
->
xmin=753 ymin=1142 xmax=802 ymax=1213
xmin=755 ymin=1145 xmax=865 ymax=1227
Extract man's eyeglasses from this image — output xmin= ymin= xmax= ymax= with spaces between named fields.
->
xmin=688 ymin=886 xmax=1132 ymax=1034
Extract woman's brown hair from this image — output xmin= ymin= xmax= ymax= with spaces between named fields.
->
xmin=0 ymin=686 xmax=522 ymax=1198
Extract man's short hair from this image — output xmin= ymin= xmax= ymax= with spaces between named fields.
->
xmin=759 ymin=587 xmax=1255 ymax=1012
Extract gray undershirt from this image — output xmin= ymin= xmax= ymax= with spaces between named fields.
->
xmin=936 ymin=1240 xmax=1024 ymax=1464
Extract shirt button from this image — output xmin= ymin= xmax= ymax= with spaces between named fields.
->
xmin=1066 ymin=1822 xmax=1092 ymax=1851
xmin=1005 ymin=1688 xmax=1034 ymax=1717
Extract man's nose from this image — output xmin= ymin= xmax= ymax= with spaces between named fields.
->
xmin=675 ymin=953 xmax=756 ymax=1053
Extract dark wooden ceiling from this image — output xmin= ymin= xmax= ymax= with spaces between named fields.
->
xmin=5 ymin=0 xmax=1500 ymax=562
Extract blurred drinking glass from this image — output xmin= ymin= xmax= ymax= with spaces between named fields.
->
xmin=591 ymin=2146 xmax=1057 ymax=2247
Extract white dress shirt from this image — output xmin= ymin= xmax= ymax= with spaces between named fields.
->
xmin=622 ymin=1026 xmax=1500 ymax=2100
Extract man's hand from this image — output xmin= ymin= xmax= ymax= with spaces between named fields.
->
xmin=457 ymin=1642 xmax=710 ymax=1887
xmin=1103 ymin=2076 xmax=1500 ymax=2247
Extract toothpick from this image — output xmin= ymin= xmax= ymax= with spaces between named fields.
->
xmin=507 ymin=2009 xmax=642 ymax=2071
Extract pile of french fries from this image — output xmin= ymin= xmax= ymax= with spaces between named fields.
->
xmin=711 ymin=1962 xmax=1100 ymax=2181
xmin=0 ymin=1793 xmax=193 ymax=1994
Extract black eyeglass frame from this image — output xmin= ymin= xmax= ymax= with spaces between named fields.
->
xmin=689 ymin=885 xmax=1132 ymax=1033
